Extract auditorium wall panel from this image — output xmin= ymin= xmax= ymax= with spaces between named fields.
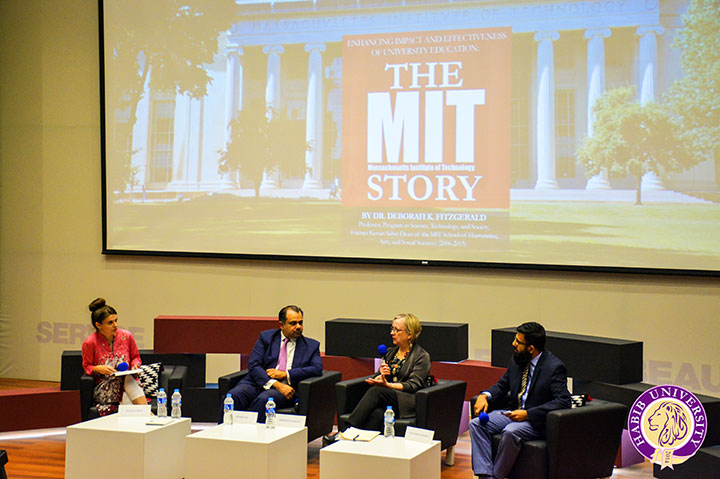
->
xmin=0 ymin=0 xmax=718 ymax=400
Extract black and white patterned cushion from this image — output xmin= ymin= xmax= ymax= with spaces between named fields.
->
xmin=137 ymin=363 xmax=162 ymax=398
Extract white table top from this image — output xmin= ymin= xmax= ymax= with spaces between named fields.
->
xmin=67 ymin=415 xmax=190 ymax=433
xmin=189 ymin=423 xmax=306 ymax=444
xmin=322 ymin=436 xmax=440 ymax=459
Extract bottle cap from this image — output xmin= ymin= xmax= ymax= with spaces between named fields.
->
xmin=159 ymin=388 xmax=165 ymax=392
xmin=386 ymin=406 xmax=392 ymax=410
xmin=174 ymin=389 xmax=179 ymax=393
xmin=226 ymin=393 xmax=232 ymax=398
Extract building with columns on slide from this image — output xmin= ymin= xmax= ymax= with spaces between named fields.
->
xmin=121 ymin=0 xmax=717 ymax=200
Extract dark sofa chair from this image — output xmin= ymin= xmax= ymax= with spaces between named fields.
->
xmin=62 ymin=349 xmax=193 ymax=421
xmin=336 ymin=377 xmax=467 ymax=465
xmin=80 ymin=364 xmax=188 ymax=421
xmin=218 ymin=369 xmax=342 ymax=443
xmin=0 ymin=449 xmax=7 ymax=479
xmin=471 ymin=395 xmax=627 ymax=479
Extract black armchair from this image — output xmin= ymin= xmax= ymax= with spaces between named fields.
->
xmin=0 ymin=449 xmax=7 ymax=479
xmin=336 ymin=377 xmax=467 ymax=465
xmin=80 ymin=364 xmax=188 ymax=421
xmin=471 ymin=395 xmax=627 ymax=479
xmin=63 ymin=349 xmax=204 ymax=421
xmin=218 ymin=370 xmax=342 ymax=443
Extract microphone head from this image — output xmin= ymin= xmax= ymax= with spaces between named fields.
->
xmin=117 ymin=361 xmax=129 ymax=372
xmin=377 ymin=344 xmax=387 ymax=356
xmin=478 ymin=412 xmax=489 ymax=426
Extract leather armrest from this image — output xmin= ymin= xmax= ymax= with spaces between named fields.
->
xmin=546 ymin=400 xmax=627 ymax=479
xmin=80 ymin=374 xmax=95 ymax=422
xmin=415 ymin=380 xmax=466 ymax=425
xmin=167 ymin=365 xmax=188 ymax=396
xmin=416 ymin=380 xmax=467 ymax=450
xmin=296 ymin=371 xmax=342 ymax=415
xmin=218 ymin=369 xmax=249 ymax=398
xmin=335 ymin=376 xmax=372 ymax=416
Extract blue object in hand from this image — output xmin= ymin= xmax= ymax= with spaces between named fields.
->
xmin=117 ymin=361 xmax=129 ymax=372
xmin=478 ymin=412 xmax=489 ymax=426
xmin=377 ymin=344 xmax=387 ymax=356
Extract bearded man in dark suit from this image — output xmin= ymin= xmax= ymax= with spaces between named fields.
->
xmin=469 ymin=322 xmax=570 ymax=479
xmin=223 ymin=305 xmax=322 ymax=422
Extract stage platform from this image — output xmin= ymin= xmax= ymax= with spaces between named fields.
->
xmin=0 ymin=383 xmax=80 ymax=433
xmin=0 ymin=420 xmax=656 ymax=479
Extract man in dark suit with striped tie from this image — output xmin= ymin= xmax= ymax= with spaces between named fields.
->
xmin=469 ymin=322 xmax=571 ymax=479
xmin=224 ymin=305 xmax=323 ymax=422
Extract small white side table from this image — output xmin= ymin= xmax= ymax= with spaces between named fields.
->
xmin=185 ymin=423 xmax=307 ymax=479
xmin=65 ymin=415 xmax=191 ymax=479
xmin=320 ymin=436 xmax=441 ymax=479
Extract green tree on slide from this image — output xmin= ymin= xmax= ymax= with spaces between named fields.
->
xmin=578 ymin=0 xmax=720 ymax=204
xmin=664 ymin=0 xmax=720 ymax=180
xmin=576 ymin=87 xmax=693 ymax=205
xmin=104 ymin=0 xmax=238 ymax=193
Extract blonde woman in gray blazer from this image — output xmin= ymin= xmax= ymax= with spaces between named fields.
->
xmin=346 ymin=313 xmax=431 ymax=431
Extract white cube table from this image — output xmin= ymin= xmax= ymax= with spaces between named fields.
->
xmin=320 ymin=436 xmax=441 ymax=479
xmin=185 ymin=423 xmax=307 ymax=479
xmin=65 ymin=415 xmax=191 ymax=479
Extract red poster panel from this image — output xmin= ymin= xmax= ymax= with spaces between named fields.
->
xmin=342 ymin=28 xmax=512 ymax=208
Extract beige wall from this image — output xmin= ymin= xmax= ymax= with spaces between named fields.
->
xmin=1 ymin=0 xmax=719 ymax=396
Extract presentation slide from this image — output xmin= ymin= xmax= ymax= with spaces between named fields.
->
xmin=102 ymin=0 xmax=720 ymax=272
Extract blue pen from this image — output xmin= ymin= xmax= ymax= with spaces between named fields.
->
xmin=353 ymin=434 xmax=360 ymax=441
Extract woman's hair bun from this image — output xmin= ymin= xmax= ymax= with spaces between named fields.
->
xmin=88 ymin=297 xmax=106 ymax=312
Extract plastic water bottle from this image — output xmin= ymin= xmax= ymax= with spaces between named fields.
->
xmin=156 ymin=388 xmax=167 ymax=418
xmin=384 ymin=406 xmax=395 ymax=438
xmin=171 ymin=389 xmax=182 ymax=419
xmin=265 ymin=396 xmax=276 ymax=429
xmin=223 ymin=393 xmax=234 ymax=425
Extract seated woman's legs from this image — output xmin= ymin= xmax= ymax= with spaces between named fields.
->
xmin=365 ymin=407 xmax=387 ymax=432
xmin=120 ymin=375 xmax=147 ymax=405
xmin=347 ymin=386 xmax=399 ymax=431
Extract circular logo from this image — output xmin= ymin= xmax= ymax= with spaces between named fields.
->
xmin=628 ymin=385 xmax=707 ymax=469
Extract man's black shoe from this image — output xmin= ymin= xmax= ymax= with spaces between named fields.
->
xmin=322 ymin=432 xmax=339 ymax=447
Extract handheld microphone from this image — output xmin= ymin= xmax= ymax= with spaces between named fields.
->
xmin=478 ymin=412 xmax=489 ymax=426
xmin=377 ymin=344 xmax=389 ymax=379
xmin=377 ymin=344 xmax=387 ymax=358
xmin=117 ymin=361 xmax=129 ymax=372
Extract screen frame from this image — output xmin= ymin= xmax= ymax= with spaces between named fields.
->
xmin=97 ymin=0 xmax=720 ymax=278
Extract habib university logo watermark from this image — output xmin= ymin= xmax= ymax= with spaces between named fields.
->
xmin=628 ymin=385 xmax=707 ymax=469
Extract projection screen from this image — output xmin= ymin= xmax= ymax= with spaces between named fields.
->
xmin=101 ymin=0 xmax=720 ymax=273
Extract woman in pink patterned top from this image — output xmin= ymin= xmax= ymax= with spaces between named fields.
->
xmin=82 ymin=297 xmax=147 ymax=415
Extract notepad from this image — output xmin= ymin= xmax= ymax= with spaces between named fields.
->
xmin=145 ymin=416 xmax=174 ymax=426
xmin=339 ymin=427 xmax=380 ymax=442
xmin=111 ymin=368 xmax=142 ymax=377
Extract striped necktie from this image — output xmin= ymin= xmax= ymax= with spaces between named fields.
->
xmin=517 ymin=363 xmax=531 ymax=409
